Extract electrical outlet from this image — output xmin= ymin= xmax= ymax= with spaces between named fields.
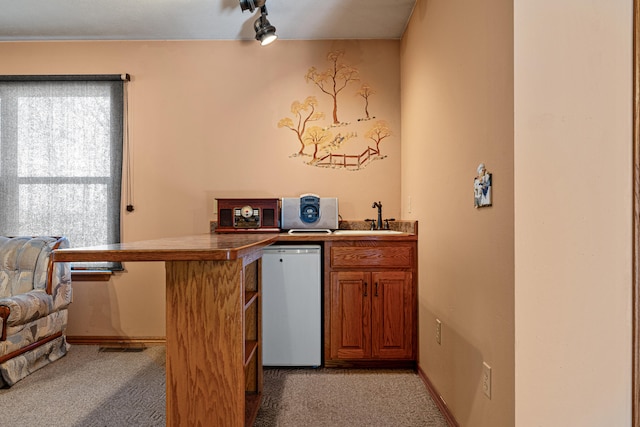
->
xmin=482 ymin=362 xmax=492 ymax=399
xmin=435 ymin=318 xmax=442 ymax=345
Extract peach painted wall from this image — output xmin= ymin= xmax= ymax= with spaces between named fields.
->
xmin=401 ymin=1 xmax=515 ymax=426
xmin=0 ymin=40 xmax=401 ymax=338
xmin=514 ymin=1 xmax=632 ymax=425
xmin=403 ymin=0 xmax=632 ymax=425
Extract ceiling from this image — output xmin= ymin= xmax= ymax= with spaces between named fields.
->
xmin=0 ymin=0 xmax=417 ymax=42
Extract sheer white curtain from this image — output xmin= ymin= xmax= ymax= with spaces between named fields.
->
xmin=0 ymin=76 xmax=125 ymax=270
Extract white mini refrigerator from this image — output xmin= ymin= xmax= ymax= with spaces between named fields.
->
xmin=261 ymin=244 xmax=322 ymax=366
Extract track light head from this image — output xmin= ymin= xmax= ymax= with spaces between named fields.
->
xmin=253 ymin=5 xmax=278 ymax=46
xmin=254 ymin=11 xmax=277 ymax=46
xmin=239 ymin=1 xmax=277 ymax=46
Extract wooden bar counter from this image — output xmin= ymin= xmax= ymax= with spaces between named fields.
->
xmin=53 ymin=233 xmax=279 ymax=427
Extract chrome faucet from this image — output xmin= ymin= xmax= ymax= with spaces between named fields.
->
xmin=372 ymin=201 xmax=383 ymax=230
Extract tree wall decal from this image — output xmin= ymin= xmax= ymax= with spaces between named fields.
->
xmin=365 ymin=121 xmax=391 ymax=155
xmin=356 ymin=84 xmax=376 ymax=120
xmin=305 ymin=50 xmax=360 ymax=126
xmin=277 ymin=50 xmax=394 ymax=170
xmin=277 ymin=96 xmax=324 ymax=155
xmin=303 ymin=126 xmax=333 ymax=160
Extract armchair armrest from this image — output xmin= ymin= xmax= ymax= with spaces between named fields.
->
xmin=46 ymin=237 xmax=69 ymax=295
xmin=0 ymin=306 xmax=8 ymax=341
xmin=0 ymin=236 xmax=72 ymax=343
xmin=0 ymin=290 xmax=57 ymax=335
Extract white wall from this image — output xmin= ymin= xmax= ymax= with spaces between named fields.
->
xmin=514 ymin=1 xmax=632 ymax=425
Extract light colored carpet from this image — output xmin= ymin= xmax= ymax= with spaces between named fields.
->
xmin=256 ymin=367 xmax=449 ymax=426
xmin=0 ymin=345 xmax=166 ymax=426
xmin=0 ymin=345 xmax=448 ymax=427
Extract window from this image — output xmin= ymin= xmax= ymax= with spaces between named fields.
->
xmin=0 ymin=75 xmax=126 ymax=271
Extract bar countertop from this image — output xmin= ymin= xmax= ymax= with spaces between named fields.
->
xmin=52 ymin=233 xmax=279 ymax=263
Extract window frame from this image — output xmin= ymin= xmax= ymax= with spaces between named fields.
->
xmin=0 ymin=75 xmax=127 ymax=277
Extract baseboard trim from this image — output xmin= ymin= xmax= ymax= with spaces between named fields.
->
xmin=417 ymin=364 xmax=459 ymax=427
xmin=324 ymin=359 xmax=416 ymax=369
xmin=67 ymin=336 xmax=166 ymax=347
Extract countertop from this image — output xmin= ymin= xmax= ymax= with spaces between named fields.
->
xmin=52 ymin=233 xmax=279 ymax=263
xmin=210 ymin=220 xmax=419 ymax=242
xmin=53 ymin=221 xmax=418 ymax=263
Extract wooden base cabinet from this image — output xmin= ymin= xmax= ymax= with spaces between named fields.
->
xmin=330 ymin=270 xmax=413 ymax=359
xmin=325 ymin=240 xmax=417 ymax=366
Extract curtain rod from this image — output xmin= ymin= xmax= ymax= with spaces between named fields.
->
xmin=0 ymin=74 xmax=130 ymax=82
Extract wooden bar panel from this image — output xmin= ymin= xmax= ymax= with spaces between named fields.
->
xmin=166 ymin=259 xmax=244 ymax=427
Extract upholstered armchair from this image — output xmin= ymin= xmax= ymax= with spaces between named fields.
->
xmin=0 ymin=236 xmax=73 ymax=387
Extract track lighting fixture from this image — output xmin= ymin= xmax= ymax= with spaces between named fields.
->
xmin=254 ymin=7 xmax=277 ymax=46
xmin=239 ymin=0 xmax=277 ymax=46
xmin=239 ymin=0 xmax=264 ymax=13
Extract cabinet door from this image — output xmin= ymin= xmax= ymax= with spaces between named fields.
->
xmin=371 ymin=271 xmax=414 ymax=359
xmin=330 ymin=271 xmax=371 ymax=359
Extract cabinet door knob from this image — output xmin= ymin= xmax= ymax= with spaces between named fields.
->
xmin=375 ymin=282 xmax=379 ymax=297
xmin=364 ymin=282 xmax=368 ymax=297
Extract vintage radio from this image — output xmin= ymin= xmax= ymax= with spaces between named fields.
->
xmin=215 ymin=198 xmax=280 ymax=233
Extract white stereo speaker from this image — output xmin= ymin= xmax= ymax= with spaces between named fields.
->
xmin=281 ymin=195 xmax=338 ymax=231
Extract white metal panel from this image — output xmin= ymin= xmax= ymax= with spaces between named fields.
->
xmin=262 ymin=244 xmax=321 ymax=366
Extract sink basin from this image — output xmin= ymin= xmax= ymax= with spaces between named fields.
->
xmin=332 ymin=230 xmax=405 ymax=235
